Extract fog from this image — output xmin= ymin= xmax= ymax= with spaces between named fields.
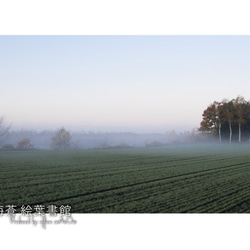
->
xmin=0 ymin=128 xmax=216 ymax=150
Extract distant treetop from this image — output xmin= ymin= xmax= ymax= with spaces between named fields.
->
xmin=50 ymin=127 xmax=71 ymax=150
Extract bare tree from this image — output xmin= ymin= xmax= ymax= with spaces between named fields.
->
xmin=0 ymin=116 xmax=10 ymax=145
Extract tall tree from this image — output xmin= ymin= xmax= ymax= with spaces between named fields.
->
xmin=214 ymin=101 xmax=223 ymax=143
xmin=233 ymin=96 xmax=247 ymax=143
xmin=221 ymin=100 xmax=235 ymax=144
xmin=199 ymin=102 xmax=223 ymax=143
xmin=243 ymin=101 xmax=250 ymax=141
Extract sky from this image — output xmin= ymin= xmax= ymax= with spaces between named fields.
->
xmin=1 ymin=35 xmax=250 ymax=133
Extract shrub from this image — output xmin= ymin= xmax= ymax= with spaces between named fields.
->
xmin=16 ymin=138 xmax=34 ymax=150
xmin=0 ymin=144 xmax=16 ymax=151
xmin=145 ymin=141 xmax=164 ymax=147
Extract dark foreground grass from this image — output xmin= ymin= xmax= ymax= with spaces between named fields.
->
xmin=1 ymin=143 xmax=250 ymax=213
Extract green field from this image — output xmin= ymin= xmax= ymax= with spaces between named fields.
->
xmin=1 ymin=144 xmax=250 ymax=213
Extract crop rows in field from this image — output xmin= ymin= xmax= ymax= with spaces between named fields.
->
xmin=1 ymin=144 xmax=250 ymax=213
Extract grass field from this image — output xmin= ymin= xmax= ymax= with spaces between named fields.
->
xmin=1 ymin=144 xmax=250 ymax=213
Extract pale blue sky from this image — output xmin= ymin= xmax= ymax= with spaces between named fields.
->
xmin=1 ymin=36 xmax=250 ymax=132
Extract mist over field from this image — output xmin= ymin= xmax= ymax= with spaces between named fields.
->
xmin=0 ymin=129 xmax=212 ymax=150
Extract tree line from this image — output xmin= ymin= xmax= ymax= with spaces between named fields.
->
xmin=199 ymin=96 xmax=250 ymax=143
xmin=5 ymin=98 xmax=250 ymax=150
xmin=0 ymin=126 xmax=71 ymax=151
